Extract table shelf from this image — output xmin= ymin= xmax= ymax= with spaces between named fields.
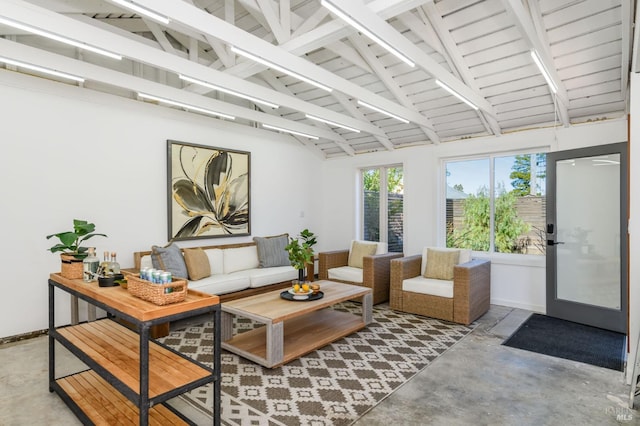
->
xmin=55 ymin=320 xmax=212 ymax=402
xmin=56 ymin=370 xmax=188 ymax=425
xmin=49 ymin=273 xmax=221 ymax=426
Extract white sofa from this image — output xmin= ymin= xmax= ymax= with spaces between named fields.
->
xmin=134 ymin=241 xmax=299 ymax=301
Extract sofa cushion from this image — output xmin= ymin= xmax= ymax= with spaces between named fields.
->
xmin=254 ymin=234 xmax=290 ymax=268
xmin=328 ymin=265 xmax=363 ymax=283
xmin=424 ymin=248 xmax=459 ymax=280
xmin=223 ymin=246 xmax=259 ymax=274
xmin=151 ymin=243 xmax=188 ymax=279
xmin=421 ymin=247 xmax=472 ymax=276
xmin=204 ymin=248 xmax=224 ymax=275
xmin=188 ymin=274 xmax=250 ymax=295
xmin=403 ymin=276 xmax=454 ymax=298
xmin=140 ymin=255 xmax=153 ymax=270
xmin=183 ymin=247 xmax=211 ymax=280
xmin=348 ymin=241 xmax=379 ymax=268
xmin=234 ymin=266 xmax=297 ymax=288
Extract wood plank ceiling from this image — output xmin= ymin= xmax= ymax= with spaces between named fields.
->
xmin=0 ymin=0 xmax=633 ymax=158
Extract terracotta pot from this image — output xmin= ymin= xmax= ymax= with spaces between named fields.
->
xmin=60 ymin=253 xmax=83 ymax=279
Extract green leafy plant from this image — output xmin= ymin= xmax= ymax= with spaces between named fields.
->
xmin=285 ymin=229 xmax=317 ymax=278
xmin=46 ymin=219 xmax=107 ymax=259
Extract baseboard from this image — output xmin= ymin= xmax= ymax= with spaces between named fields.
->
xmin=491 ymin=298 xmax=545 ymax=314
xmin=0 ymin=328 xmax=48 ymax=346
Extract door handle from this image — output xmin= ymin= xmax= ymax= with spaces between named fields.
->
xmin=547 ymin=240 xmax=565 ymax=246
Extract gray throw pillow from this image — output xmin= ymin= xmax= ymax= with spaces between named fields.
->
xmin=151 ymin=243 xmax=188 ymax=279
xmin=254 ymin=234 xmax=290 ymax=268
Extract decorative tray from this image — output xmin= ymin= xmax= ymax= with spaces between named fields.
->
xmin=280 ymin=290 xmax=324 ymax=302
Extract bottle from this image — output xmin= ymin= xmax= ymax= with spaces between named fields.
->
xmin=100 ymin=251 xmax=110 ymax=276
xmin=110 ymin=252 xmax=121 ymax=274
xmin=82 ymin=247 xmax=99 ymax=282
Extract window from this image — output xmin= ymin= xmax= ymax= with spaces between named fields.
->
xmin=362 ymin=166 xmax=404 ymax=252
xmin=445 ymin=153 xmax=546 ymax=255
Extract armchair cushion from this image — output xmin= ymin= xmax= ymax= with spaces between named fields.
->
xmin=421 ymin=247 xmax=471 ymax=276
xmin=424 ymin=248 xmax=459 ymax=280
xmin=328 ymin=266 xmax=363 ymax=283
xmin=348 ymin=241 xmax=379 ymax=268
xmin=403 ymin=276 xmax=453 ymax=298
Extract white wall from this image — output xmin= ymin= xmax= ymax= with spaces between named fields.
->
xmin=1 ymin=66 xmax=633 ymax=341
xmin=319 ymin=119 xmax=628 ymax=313
xmin=0 ymin=70 xmax=322 ymax=338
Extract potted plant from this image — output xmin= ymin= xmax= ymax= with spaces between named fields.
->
xmin=46 ymin=219 xmax=107 ymax=279
xmin=285 ymin=229 xmax=317 ymax=283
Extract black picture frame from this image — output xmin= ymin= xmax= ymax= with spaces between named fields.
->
xmin=167 ymin=140 xmax=251 ymax=241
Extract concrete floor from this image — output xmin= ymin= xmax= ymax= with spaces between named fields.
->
xmin=0 ymin=305 xmax=637 ymax=425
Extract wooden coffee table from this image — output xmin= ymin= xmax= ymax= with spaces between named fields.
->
xmin=220 ymin=280 xmax=372 ymax=368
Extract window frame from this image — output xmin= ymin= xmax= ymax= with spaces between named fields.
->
xmin=358 ymin=164 xmax=404 ymax=252
xmin=440 ymin=149 xmax=548 ymax=258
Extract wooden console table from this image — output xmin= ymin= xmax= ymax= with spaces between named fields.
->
xmin=48 ymin=273 xmax=221 ymax=425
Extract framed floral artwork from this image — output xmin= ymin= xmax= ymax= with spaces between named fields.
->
xmin=167 ymin=140 xmax=250 ymax=240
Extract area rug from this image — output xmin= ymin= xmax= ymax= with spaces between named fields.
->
xmin=160 ymin=302 xmax=474 ymax=425
xmin=502 ymin=313 xmax=626 ymax=371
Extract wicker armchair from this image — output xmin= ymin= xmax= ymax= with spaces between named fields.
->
xmin=389 ymin=250 xmax=491 ymax=325
xmin=318 ymin=242 xmax=403 ymax=304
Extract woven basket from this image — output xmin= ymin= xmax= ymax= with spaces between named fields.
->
xmin=60 ymin=254 xmax=83 ymax=279
xmin=127 ymin=275 xmax=188 ymax=305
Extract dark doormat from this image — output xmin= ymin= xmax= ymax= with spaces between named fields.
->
xmin=503 ymin=313 xmax=626 ymax=371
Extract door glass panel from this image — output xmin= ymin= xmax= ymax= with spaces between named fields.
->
xmin=555 ymin=154 xmax=620 ymax=309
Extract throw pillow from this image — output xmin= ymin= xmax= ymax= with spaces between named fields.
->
xmin=348 ymin=241 xmax=378 ymax=269
xmin=183 ymin=247 xmax=211 ymax=280
xmin=424 ymin=248 xmax=460 ymax=280
xmin=151 ymin=243 xmax=188 ymax=279
xmin=254 ymin=234 xmax=290 ymax=268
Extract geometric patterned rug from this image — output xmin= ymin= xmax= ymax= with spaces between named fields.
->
xmin=160 ymin=302 xmax=474 ymax=425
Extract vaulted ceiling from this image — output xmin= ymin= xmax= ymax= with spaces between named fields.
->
xmin=0 ymin=0 xmax=633 ymax=158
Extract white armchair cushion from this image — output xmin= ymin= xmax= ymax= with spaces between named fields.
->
xmin=421 ymin=247 xmax=471 ymax=276
xmin=328 ymin=266 xmax=363 ymax=283
xmin=402 ymin=276 xmax=454 ymax=298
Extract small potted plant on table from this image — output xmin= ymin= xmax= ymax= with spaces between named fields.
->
xmin=285 ymin=229 xmax=317 ymax=284
xmin=46 ymin=219 xmax=107 ymax=279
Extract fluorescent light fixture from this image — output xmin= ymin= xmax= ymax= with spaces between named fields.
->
xmin=435 ymin=80 xmax=478 ymax=110
xmin=137 ymin=92 xmax=235 ymax=120
xmin=0 ymin=17 xmax=122 ymax=60
xmin=110 ymin=0 xmax=170 ymax=24
xmin=262 ymin=123 xmax=319 ymax=140
xmin=0 ymin=56 xmax=85 ymax=82
xmin=320 ymin=0 xmax=415 ymax=68
xmin=305 ymin=114 xmax=360 ymax=133
xmin=530 ymin=50 xmax=557 ymax=94
xmin=179 ymin=74 xmax=279 ymax=109
xmin=356 ymin=100 xmax=410 ymax=124
xmin=230 ymin=46 xmax=333 ymax=92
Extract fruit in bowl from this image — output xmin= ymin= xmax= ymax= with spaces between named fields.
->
xmin=292 ymin=283 xmax=311 ymax=294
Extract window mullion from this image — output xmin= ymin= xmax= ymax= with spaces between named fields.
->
xmin=489 ymin=157 xmax=495 ymax=253
xmin=380 ymin=167 xmax=389 ymax=243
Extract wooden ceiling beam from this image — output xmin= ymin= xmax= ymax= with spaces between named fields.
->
xmin=505 ymin=0 xmax=569 ymax=126
xmin=349 ymin=33 xmax=439 ymax=144
xmin=419 ymin=4 xmax=501 ymax=136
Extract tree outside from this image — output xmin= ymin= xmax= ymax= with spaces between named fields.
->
xmin=447 ymin=154 xmax=546 ymax=254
